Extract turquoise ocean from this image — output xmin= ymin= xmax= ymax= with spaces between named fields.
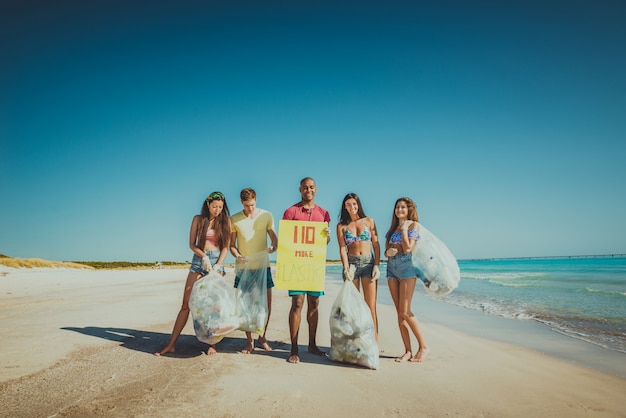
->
xmin=324 ymin=256 xmax=626 ymax=356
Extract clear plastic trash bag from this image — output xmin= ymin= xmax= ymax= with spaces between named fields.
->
xmin=411 ymin=223 xmax=461 ymax=297
xmin=329 ymin=279 xmax=379 ymax=369
xmin=189 ymin=270 xmax=240 ymax=345
xmin=235 ymin=251 xmax=269 ymax=334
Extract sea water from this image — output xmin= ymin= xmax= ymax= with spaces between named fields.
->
xmin=325 ymin=256 xmax=626 ymax=354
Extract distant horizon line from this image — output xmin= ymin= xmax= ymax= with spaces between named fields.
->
xmin=3 ymin=253 xmax=625 ymax=265
xmin=79 ymin=253 xmax=626 ymax=264
xmin=456 ymin=254 xmax=626 ymax=262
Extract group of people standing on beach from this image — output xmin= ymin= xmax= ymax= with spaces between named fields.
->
xmin=155 ymin=177 xmax=428 ymax=364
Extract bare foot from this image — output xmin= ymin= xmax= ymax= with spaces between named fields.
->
xmin=258 ymin=337 xmax=272 ymax=351
xmin=394 ymin=351 xmax=412 ymax=362
xmin=308 ymin=345 xmax=327 ymax=356
xmin=287 ymin=354 xmax=300 ymax=364
xmin=241 ymin=342 xmax=254 ymax=354
xmin=207 ymin=345 xmax=217 ymax=356
xmin=154 ymin=346 xmax=175 ymax=357
xmin=410 ymin=347 xmax=429 ymax=362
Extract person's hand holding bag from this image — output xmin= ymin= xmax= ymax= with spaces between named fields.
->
xmin=342 ymin=265 xmax=356 ymax=282
xmin=202 ymin=255 xmax=213 ymax=271
xmin=372 ymin=265 xmax=380 ymax=281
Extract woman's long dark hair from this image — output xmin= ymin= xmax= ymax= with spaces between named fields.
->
xmin=197 ymin=191 xmax=231 ymax=250
xmin=385 ymin=197 xmax=419 ymax=247
xmin=338 ymin=193 xmax=367 ymax=225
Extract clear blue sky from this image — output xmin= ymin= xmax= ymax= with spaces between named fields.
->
xmin=2 ymin=0 xmax=625 ymax=262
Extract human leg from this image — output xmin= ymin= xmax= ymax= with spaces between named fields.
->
xmin=398 ymin=278 xmax=429 ymax=362
xmin=258 ymin=288 xmax=272 ymax=350
xmin=388 ymin=277 xmax=412 ymax=361
xmin=155 ymin=271 xmax=202 ymax=356
xmin=241 ymin=332 xmax=254 ymax=354
xmin=361 ymin=277 xmax=379 ymax=341
xmin=288 ymin=294 xmax=305 ymax=363
xmin=306 ymin=294 xmax=326 ymax=356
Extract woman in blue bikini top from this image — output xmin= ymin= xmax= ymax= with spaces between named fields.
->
xmin=383 ymin=196 xmax=429 ymax=363
xmin=336 ymin=193 xmax=380 ymax=265
xmin=336 ymin=192 xmax=381 ymax=339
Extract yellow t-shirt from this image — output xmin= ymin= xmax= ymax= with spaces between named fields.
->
xmin=231 ymin=208 xmax=275 ymax=269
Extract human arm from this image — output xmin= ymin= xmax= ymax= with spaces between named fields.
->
xmin=188 ymin=216 xmax=213 ymax=270
xmin=229 ymin=230 xmax=239 ymax=258
xmin=336 ymin=223 xmax=352 ymax=280
xmin=188 ymin=215 xmax=208 ymax=259
xmin=399 ymin=220 xmax=418 ymax=253
xmin=368 ymin=217 xmax=381 ymax=280
xmin=323 ymin=226 xmax=331 ymax=244
xmin=267 ymin=228 xmax=278 ymax=253
xmin=212 ymin=247 xmax=229 ymax=272
xmin=229 ymin=228 xmax=247 ymax=263
xmin=324 ymin=210 xmax=331 ymax=244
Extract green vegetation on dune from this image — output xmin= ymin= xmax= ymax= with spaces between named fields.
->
xmin=75 ymin=261 xmax=188 ymax=269
xmin=0 ymin=253 xmax=342 ymax=270
xmin=0 ymin=256 xmax=93 ymax=269
xmin=0 ymin=254 xmax=188 ymax=270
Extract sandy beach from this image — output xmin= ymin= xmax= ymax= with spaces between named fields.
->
xmin=1 ymin=267 xmax=625 ymax=418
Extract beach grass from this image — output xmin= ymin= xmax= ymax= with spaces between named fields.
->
xmin=75 ymin=260 xmax=189 ymax=269
xmin=0 ymin=254 xmax=188 ymax=270
xmin=0 ymin=254 xmax=93 ymax=270
xmin=0 ymin=253 xmax=343 ymax=270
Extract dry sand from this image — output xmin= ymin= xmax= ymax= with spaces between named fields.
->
xmin=1 ymin=267 xmax=624 ymax=417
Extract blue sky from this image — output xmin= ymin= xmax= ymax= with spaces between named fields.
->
xmin=2 ymin=0 xmax=625 ymax=262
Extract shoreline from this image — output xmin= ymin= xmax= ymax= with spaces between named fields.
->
xmin=1 ymin=267 xmax=624 ymax=417
xmin=410 ymin=292 xmax=626 ymax=379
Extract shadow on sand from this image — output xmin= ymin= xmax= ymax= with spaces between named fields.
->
xmin=61 ymin=326 xmax=224 ymax=358
xmin=61 ymin=326 xmax=369 ymax=368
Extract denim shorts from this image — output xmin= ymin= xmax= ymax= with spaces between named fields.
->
xmin=386 ymin=253 xmax=415 ymax=280
xmin=348 ymin=253 xmax=374 ymax=280
xmin=234 ymin=267 xmax=275 ymax=290
xmin=190 ymin=250 xmax=223 ymax=276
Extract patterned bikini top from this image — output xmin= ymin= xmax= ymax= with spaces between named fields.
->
xmin=344 ymin=219 xmax=372 ymax=246
xmin=388 ymin=228 xmax=419 ymax=244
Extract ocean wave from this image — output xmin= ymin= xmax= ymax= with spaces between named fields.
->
xmin=461 ymin=272 xmax=545 ymax=281
xmin=442 ymin=294 xmax=626 ymax=352
xmin=585 ymin=287 xmax=626 ymax=297
xmin=488 ymin=280 xmax=531 ymax=288
xmin=534 ymin=317 xmax=626 ymax=354
xmin=443 ymin=294 xmax=531 ymax=319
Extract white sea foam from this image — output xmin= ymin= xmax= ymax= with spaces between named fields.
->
xmin=585 ymin=287 xmax=626 ymax=297
xmin=461 ymin=271 xmax=544 ymax=281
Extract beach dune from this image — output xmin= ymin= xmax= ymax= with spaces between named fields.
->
xmin=0 ymin=267 xmax=624 ymax=417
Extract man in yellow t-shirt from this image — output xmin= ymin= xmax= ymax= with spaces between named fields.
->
xmin=230 ymin=188 xmax=278 ymax=354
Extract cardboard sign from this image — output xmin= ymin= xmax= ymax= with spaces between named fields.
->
xmin=275 ymin=220 xmax=328 ymax=291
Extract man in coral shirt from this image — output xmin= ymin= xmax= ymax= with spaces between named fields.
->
xmin=282 ymin=177 xmax=331 ymax=364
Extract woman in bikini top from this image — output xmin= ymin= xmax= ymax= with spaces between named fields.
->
xmin=336 ymin=192 xmax=381 ymax=339
xmin=383 ymin=196 xmax=429 ymax=363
